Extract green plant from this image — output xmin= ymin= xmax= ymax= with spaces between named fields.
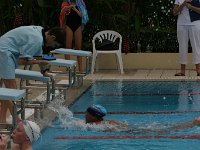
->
xmin=0 ymin=0 xmax=178 ymax=53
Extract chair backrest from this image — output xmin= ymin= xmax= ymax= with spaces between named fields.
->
xmin=92 ymin=30 xmax=122 ymax=52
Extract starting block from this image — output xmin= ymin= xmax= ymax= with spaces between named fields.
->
xmin=0 ymin=88 xmax=26 ymax=134
xmin=51 ymin=48 xmax=92 ymax=75
xmin=15 ymin=69 xmax=55 ymax=104
xmin=48 ymin=59 xmax=77 ymax=87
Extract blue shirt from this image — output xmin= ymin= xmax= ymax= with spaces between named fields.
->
xmin=0 ymin=26 xmax=44 ymax=59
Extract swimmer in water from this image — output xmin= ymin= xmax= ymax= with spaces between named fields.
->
xmin=59 ymin=104 xmax=200 ymax=133
xmin=85 ymin=104 xmax=129 ymax=131
xmin=85 ymin=104 xmax=200 ymax=133
xmin=0 ymin=120 xmax=41 ymax=150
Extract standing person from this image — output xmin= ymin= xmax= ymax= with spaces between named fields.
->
xmin=60 ymin=0 xmax=89 ymax=72
xmin=173 ymin=0 xmax=192 ymax=76
xmin=0 ymin=120 xmax=41 ymax=150
xmin=185 ymin=0 xmax=200 ymax=75
xmin=173 ymin=0 xmax=200 ymax=76
xmin=0 ymin=26 xmax=66 ymax=123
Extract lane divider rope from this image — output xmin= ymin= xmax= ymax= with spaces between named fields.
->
xmin=93 ymin=92 xmax=200 ymax=96
xmin=54 ymin=134 xmax=200 ymax=140
xmin=74 ymin=110 xmax=200 ymax=115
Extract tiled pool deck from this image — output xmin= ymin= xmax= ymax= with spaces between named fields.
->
xmin=85 ymin=69 xmax=200 ymax=81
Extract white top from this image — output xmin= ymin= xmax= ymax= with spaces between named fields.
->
xmin=174 ymin=0 xmax=192 ymax=25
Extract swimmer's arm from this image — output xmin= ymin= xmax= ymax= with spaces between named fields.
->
xmin=0 ymin=136 xmax=7 ymax=150
xmin=124 ymin=118 xmax=200 ymax=135
xmin=18 ymin=58 xmax=52 ymax=77
xmin=72 ymin=6 xmax=82 ymax=17
xmin=157 ymin=118 xmax=200 ymax=134
xmin=0 ymin=136 xmax=20 ymax=150
xmin=18 ymin=58 xmax=49 ymax=65
xmin=61 ymin=4 xmax=74 ymax=13
xmin=108 ymin=120 xmax=129 ymax=127
xmin=169 ymin=117 xmax=200 ymax=131
xmin=38 ymin=63 xmax=53 ymax=78
xmin=172 ymin=122 xmax=195 ymax=131
xmin=105 ymin=120 xmax=130 ymax=132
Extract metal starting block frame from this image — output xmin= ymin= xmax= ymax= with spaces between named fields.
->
xmin=0 ymin=88 xmax=26 ymax=134
xmin=15 ymin=69 xmax=55 ymax=104
xmin=48 ymin=59 xmax=77 ymax=87
xmin=51 ymin=48 xmax=92 ymax=75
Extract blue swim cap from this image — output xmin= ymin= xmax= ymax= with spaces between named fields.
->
xmin=87 ymin=104 xmax=107 ymax=118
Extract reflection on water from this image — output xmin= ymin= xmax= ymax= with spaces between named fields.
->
xmin=178 ymin=82 xmax=200 ymax=110
xmin=34 ymin=81 xmax=200 ymax=150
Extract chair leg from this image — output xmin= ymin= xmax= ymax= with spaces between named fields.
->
xmin=91 ymin=52 xmax=97 ymax=74
xmin=95 ymin=54 xmax=99 ymax=72
xmin=116 ymin=53 xmax=124 ymax=74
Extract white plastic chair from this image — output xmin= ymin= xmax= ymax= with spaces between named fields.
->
xmin=91 ymin=30 xmax=124 ymax=74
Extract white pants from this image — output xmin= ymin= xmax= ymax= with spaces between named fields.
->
xmin=177 ymin=23 xmax=200 ymax=64
xmin=177 ymin=25 xmax=189 ymax=64
xmin=189 ymin=23 xmax=200 ymax=64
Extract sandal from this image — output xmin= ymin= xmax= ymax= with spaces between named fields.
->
xmin=175 ymin=72 xmax=185 ymax=76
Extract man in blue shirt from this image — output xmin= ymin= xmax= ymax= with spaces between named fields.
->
xmin=0 ymin=26 xmax=66 ymax=123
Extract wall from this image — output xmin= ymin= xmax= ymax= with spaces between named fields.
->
xmin=98 ymin=53 xmax=195 ymax=70
xmin=30 ymin=53 xmax=195 ymax=72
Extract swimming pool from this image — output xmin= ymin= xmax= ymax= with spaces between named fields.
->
xmin=33 ymin=81 xmax=200 ymax=150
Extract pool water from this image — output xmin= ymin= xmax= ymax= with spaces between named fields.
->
xmin=33 ymin=81 xmax=200 ymax=150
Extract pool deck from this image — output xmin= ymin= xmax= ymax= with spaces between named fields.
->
xmin=85 ymin=69 xmax=200 ymax=81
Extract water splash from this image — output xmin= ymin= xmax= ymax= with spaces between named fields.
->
xmin=47 ymin=91 xmax=109 ymax=131
xmin=47 ymin=92 xmax=172 ymax=134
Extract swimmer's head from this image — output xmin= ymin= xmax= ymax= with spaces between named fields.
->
xmin=86 ymin=104 xmax=107 ymax=123
xmin=11 ymin=120 xmax=41 ymax=144
xmin=193 ymin=117 xmax=200 ymax=126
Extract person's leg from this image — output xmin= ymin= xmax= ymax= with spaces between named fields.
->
xmin=0 ymin=50 xmax=18 ymax=123
xmin=196 ymin=64 xmax=200 ymax=76
xmin=180 ymin=64 xmax=186 ymax=75
xmin=189 ymin=23 xmax=200 ymax=75
xmin=175 ymin=25 xmax=189 ymax=76
xmin=0 ymin=79 xmax=17 ymax=123
xmin=65 ymin=26 xmax=73 ymax=60
xmin=74 ymin=26 xmax=83 ymax=72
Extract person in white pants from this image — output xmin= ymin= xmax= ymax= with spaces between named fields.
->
xmin=186 ymin=1 xmax=200 ymax=75
xmin=173 ymin=0 xmax=200 ymax=76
